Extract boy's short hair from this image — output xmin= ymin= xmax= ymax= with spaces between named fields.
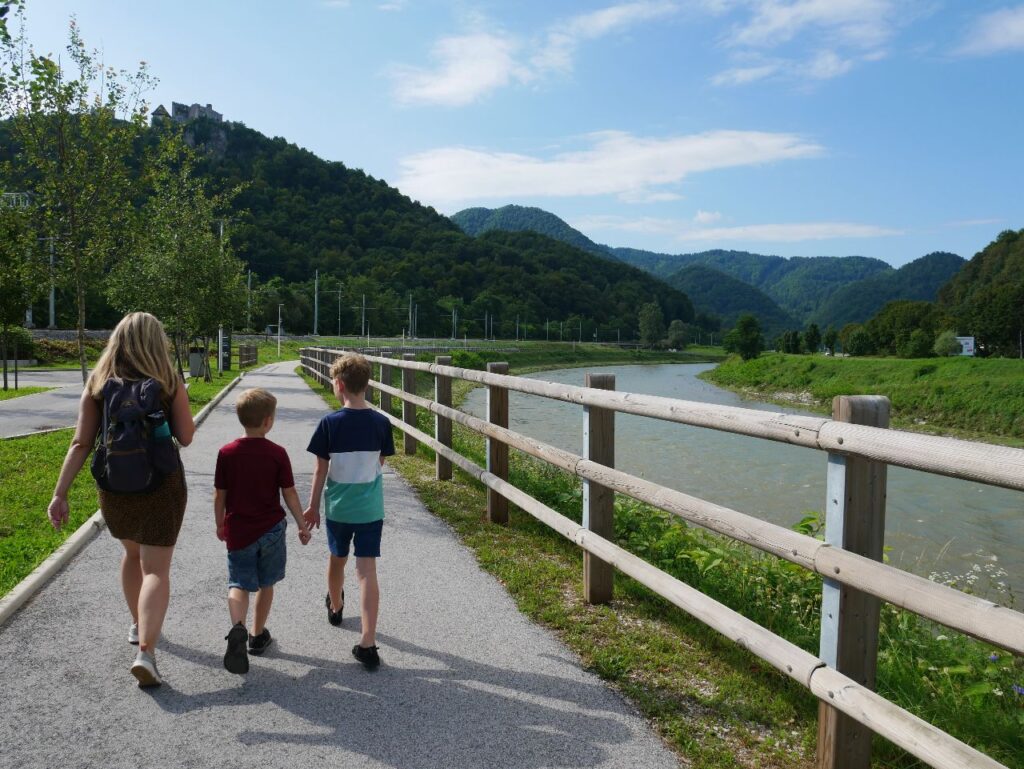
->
xmin=330 ymin=353 xmax=371 ymax=394
xmin=236 ymin=387 xmax=277 ymax=428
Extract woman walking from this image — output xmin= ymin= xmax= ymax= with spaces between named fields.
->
xmin=48 ymin=312 xmax=195 ymax=687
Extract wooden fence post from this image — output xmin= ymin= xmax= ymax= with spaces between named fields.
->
xmin=584 ymin=372 xmax=615 ymax=604
xmin=402 ymin=353 xmax=417 ymax=455
xmin=435 ymin=355 xmax=453 ymax=481
xmin=380 ymin=354 xmax=393 ymax=415
xmin=817 ymin=395 xmax=890 ymax=769
xmin=486 ymin=362 xmax=509 ymax=524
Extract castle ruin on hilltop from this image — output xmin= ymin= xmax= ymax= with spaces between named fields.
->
xmin=151 ymin=101 xmax=223 ymax=127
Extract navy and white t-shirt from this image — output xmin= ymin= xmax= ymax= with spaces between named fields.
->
xmin=307 ymin=407 xmax=396 ymax=523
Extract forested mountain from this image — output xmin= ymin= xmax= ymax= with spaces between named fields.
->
xmin=937 ymin=229 xmax=1024 ymax=356
xmin=449 ymin=205 xmax=899 ymax=323
xmin=182 ymin=120 xmax=693 ymax=338
xmin=451 ymin=205 xmax=612 ymax=259
xmin=809 ymin=251 xmax=965 ymax=329
xmin=665 ymin=264 xmax=799 ymax=338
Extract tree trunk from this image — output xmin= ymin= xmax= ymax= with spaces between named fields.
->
xmin=203 ymin=335 xmax=212 ymax=382
xmin=77 ymin=275 xmax=88 ymax=385
xmin=1 ymin=330 xmax=8 ymax=391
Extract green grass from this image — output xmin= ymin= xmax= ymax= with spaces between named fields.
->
xmin=703 ymin=353 xmax=1024 ymax=445
xmin=185 ymin=370 xmax=239 ymax=415
xmin=0 ymin=430 xmax=100 ymax=597
xmin=297 ymin=357 xmax=1024 ymax=768
xmin=0 ymin=386 xmax=53 ymax=401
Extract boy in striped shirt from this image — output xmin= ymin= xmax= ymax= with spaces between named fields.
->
xmin=304 ymin=353 xmax=395 ymax=669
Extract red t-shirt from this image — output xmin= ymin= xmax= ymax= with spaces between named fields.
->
xmin=214 ymin=437 xmax=295 ymax=551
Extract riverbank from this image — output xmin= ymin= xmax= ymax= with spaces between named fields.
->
xmin=701 ymin=353 xmax=1024 ymax=446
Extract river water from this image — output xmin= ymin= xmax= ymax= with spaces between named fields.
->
xmin=463 ymin=363 xmax=1022 ymax=599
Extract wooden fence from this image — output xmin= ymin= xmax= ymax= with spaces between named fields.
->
xmin=238 ymin=344 xmax=258 ymax=368
xmin=300 ymin=346 xmax=1023 ymax=769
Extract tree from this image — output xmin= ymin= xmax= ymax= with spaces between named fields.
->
xmin=108 ymin=134 xmax=245 ymax=379
xmin=823 ymin=325 xmax=838 ymax=355
xmin=897 ymin=328 xmax=934 ymax=359
xmin=933 ymin=330 xmax=962 ymax=357
xmin=804 ymin=323 xmax=821 ymax=354
xmin=781 ymin=329 xmax=802 ymax=354
xmin=723 ymin=314 xmax=763 ymax=360
xmin=638 ymin=302 xmax=665 ymax=347
xmin=666 ymin=319 xmax=688 ymax=350
xmin=0 ymin=199 xmax=44 ymax=388
xmin=0 ymin=10 xmax=154 ymax=382
xmin=840 ymin=324 xmax=875 ymax=356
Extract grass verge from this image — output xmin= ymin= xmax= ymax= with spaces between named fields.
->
xmin=0 ymin=386 xmax=53 ymax=401
xmin=703 ymin=353 xmax=1024 ymax=445
xmin=0 ymin=429 xmax=99 ymax=597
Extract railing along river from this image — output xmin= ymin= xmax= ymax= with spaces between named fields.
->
xmin=300 ymin=347 xmax=1024 ymax=769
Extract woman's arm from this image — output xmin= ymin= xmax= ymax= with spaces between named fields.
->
xmin=47 ymin=390 xmax=101 ymax=530
xmin=170 ymin=382 xmax=195 ymax=447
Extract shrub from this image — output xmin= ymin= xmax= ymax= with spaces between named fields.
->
xmin=934 ymin=330 xmax=963 ymax=357
xmin=0 ymin=326 xmax=33 ymax=358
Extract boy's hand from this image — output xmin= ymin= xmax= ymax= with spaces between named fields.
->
xmin=297 ymin=525 xmax=312 ymax=545
xmin=216 ymin=524 xmax=227 ymax=542
xmin=303 ymin=506 xmax=321 ymax=529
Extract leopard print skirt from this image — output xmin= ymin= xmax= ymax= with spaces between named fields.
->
xmin=98 ymin=461 xmax=187 ymax=547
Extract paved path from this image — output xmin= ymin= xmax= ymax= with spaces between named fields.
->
xmin=0 ymin=370 xmax=87 ymax=437
xmin=0 ymin=362 xmax=678 ymax=769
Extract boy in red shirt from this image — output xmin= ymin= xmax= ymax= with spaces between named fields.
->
xmin=214 ymin=387 xmax=311 ymax=674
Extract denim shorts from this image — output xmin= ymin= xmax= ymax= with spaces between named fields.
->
xmin=227 ymin=520 xmax=287 ymax=591
xmin=325 ymin=518 xmax=383 ymax=558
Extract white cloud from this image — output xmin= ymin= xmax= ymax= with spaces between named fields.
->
xmin=804 ymin=49 xmax=854 ymax=79
xmin=396 ymin=129 xmax=822 ymax=205
xmin=390 ymin=33 xmax=528 ymax=107
xmin=957 ymin=6 xmax=1024 ymax=56
xmin=570 ymin=214 xmax=684 ymax=235
xmin=390 ymin=3 xmax=678 ymax=106
xmin=944 ymin=217 xmax=1003 ymax=228
xmin=729 ymin=0 xmax=897 ymax=49
xmin=694 ymin=209 xmax=723 ymax=223
xmin=678 ymin=221 xmax=902 ymax=242
xmin=533 ymin=1 xmax=678 ymax=73
xmin=711 ymin=63 xmax=780 ymax=85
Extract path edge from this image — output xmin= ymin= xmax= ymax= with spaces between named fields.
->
xmin=0 ymin=372 xmax=244 ymax=628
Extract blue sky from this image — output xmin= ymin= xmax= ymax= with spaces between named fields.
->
xmin=27 ymin=1 xmax=1024 ymax=266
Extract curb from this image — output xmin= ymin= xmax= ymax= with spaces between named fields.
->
xmin=0 ymin=372 xmax=244 ymax=629
xmin=2 ymin=426 xmax=73 ymax=441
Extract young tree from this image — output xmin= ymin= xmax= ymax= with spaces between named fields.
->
xmin=666 ymin=319 xmax=688 ymax=350
xmin=108 ymin=134 xmax=245 ymax=378
xmin=0 ymin=10 xmax=154 ymax=383
xmin=823 ymin=325 xmax=838 ymax=355
xmin=933 ymin=330 xmax=962 ymax=357
xmin=804 ymin=323 xmax=822 ymax=354
xmin=723 ymin=314 xmax=763 ymax=360
xmin=638 ymin=302 xmax=665 ymax=347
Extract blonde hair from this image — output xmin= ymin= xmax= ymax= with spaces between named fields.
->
xmin=236 ymin=388 xmax=277 ymax=428
xmin=329 ymin=353 xmax=371 ymax=394
xmin=88 ymin=312 xmax=178 ymax=399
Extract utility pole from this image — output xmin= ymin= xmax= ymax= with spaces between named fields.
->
xmin=408 ymin=294 xmax=413 ymax=338
xmin=516 ymin=315 xmax=519 ymax=341
xmin=246 ymin=270 xmax=252 ymax=332
xmin=361 ymin=294 xmax=366 ymax=337
xmin=335 ymin=289 xmax=342 ymax=337
xmin=46 ymin=238 xmax=56 ymax=329
xmin=277 ymin=303 xmax=283 ymax=358
xmin=313 ymin=269 xmax=319 ymax=335
xmin=546 ymin=318 xmax=549 ymax=341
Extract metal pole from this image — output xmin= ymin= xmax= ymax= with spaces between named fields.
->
xmin=361 ymin=294 xmax=366 ymax=337
xmin=246 ymin=270 xmax=252 ymax=332
xmin=48 ymin=239 xmax=55 ymax=329
xmin=314 ymin=269 xmax=319 ymax=335
xmin=337 ymin=289 xmax=342 ymax=337
xmin=277 ymin=304 xmax=283 ymax=358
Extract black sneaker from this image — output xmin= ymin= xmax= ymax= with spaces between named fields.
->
xmin=325 ymin=592 xmax=344 ymax=626
xmin=352 ymin=644 xmax=381 ymax=670
xmin=248 ymin=628 xmax=273 ymax=656
xmin=223 ymin=622 xmax=249 ymax=674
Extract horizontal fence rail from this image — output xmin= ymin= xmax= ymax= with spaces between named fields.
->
xmin=301 ymin=347 xmax=1020 ymax=769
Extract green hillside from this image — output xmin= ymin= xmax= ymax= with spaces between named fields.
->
xmin=451 ymin=205 xmax=612 ymax=259
xmin=183 ymin=120 xmax=694 ymax=338
xmin=665 ymin=264 xmax=799 ymax=338
xmin=938 ymin=228 xmax=1024 ymax=356
xmin=810 ymin=251 xmax=965 ymax=329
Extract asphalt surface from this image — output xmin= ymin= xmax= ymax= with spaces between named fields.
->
xmin=0 ymin=362 xmax=679 ymax=769
xmin=0 ymin=370 xmax=87 ymax=437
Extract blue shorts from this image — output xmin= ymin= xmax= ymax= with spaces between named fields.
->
xmin=227 ymin=520 xmax=287 ymax=591
xmin=325 ymin=518 xmax=383 ymax=558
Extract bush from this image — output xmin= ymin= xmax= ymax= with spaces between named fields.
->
xmin=934 ymin=330 xmax=962 ymax=357
xmin=0 ymin=326 xmax=33 ymax=359
xmin=451 ymin=350 xmax=486 ymax=370
xmin=897 ymin=328 xmax=935 ymax=358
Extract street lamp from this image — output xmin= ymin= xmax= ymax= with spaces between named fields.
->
xmin=277 ymin=303 xmax=284 ymax=358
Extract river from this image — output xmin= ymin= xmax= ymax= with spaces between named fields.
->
xmin=463 ymin=363 xmax=1022 ymax=600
